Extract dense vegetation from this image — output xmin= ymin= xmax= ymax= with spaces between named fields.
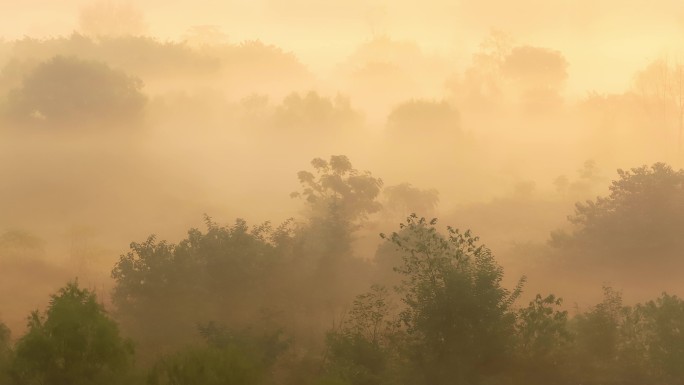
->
xmin=1 ymin=157 xmax=684 ymax=385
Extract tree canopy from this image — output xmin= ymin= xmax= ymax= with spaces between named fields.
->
xmin=552 ymin=163 xmax=684 ymax=269
xmin=10 ymin=281 xmax=133 ymax=385
xmin=7 ymin=55 xmax=146 ymax=127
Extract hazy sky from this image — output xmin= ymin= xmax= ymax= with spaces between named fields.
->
xmin=2 ymin=1 xmax=683 ymax=94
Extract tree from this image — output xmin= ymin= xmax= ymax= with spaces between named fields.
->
xmin=552 ymin=163 xmax=684 ymax=270
xmin=10 ymin=281 xmax=134 ymax=385
xmin=289 ymin=156 xmax=382 ymax=325
xmin=112 ymin=156 xmax=382 ymax=360
xmin=7 ymin=55 xmax=146 ymax=127
xmin=148 ymin=323 xmax=287 ymax=385
xmin=501 ymin=45 xmax=568 ymax=112
xmin=293 ymin=156 xmax=383 ymax=222
xmin=515 ymin=294 xmax=570 ymax=384
xmin=639 ymin=293 xmax=684 ymax=383
xmin=0 ymin=322 xmax=10 ymax=383
xmin=447 ymin=33 xmax=568 ymax=115
xmin=292 ymin=155 xmax=383 ymax=254
xmin=568 ymin=287 xmax=655 ymax=385
xmin=381 ymin=215 xmax=524 ymax=385
xmin=220 ymin=40 xmax=314 ymax=93
xmin=550 ymin=289 xmax=684 ymax=385
xmin=321 ymin=285 xmax=400 ymax=385
xmin=273 ymin=91 xmax=363 ymax=133
xmin=111 ymin=218 xmax=283 ymax=360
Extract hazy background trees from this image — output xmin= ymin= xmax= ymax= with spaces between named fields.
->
xmin=548 ymin=163 xmax=684 ymax=291
xmin=6 ymin=55 xmax=146 ymax=128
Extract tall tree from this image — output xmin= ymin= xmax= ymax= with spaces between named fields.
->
xmin=381 ymin=215 xmax=524 ymax=385
xmin=11 ymin=281 xmax=134 ymax=385
xmin=292 ymin=155 xmax=383 ymax=255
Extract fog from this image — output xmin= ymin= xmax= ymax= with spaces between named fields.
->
xmin=1 ymin=2 xmax=684 ymax=384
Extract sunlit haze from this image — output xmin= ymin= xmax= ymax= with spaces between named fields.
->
xmin=2 ymin=2 xmax=684 ymax=384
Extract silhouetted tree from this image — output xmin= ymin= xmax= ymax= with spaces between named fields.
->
xmin=292 ymin=155 xmax=383 ymax=254
xmin=10 ymin=281 xmax=134 ymax=385
xmin=289 ymin=156 xmax=382 ymax=328
xmin=321 ymin=285 xmax=400 ymax=385
xmin=381 ymin=215 xmax=524 ymax=385
xmin=111 ymin=218 xmax=283 ymax=360
xmin=552 ymin=163 xmax=684 ymax=270
xmin=515 ymin=294 xmax=570 ymax=384
xmin=501 ymin=45 xmax=568 ymax=111
xmin=639 ymin=293 xmax=684 ymax=384
xmin=273 ymin=91 xmax=362 ymax=132
xmin=0 ymin=322 xmax=10 ymax=384
xmin=568 ymin=287 xmax=653 ymax=385
xmin=7 ymin=55 xmax=146 ymax=127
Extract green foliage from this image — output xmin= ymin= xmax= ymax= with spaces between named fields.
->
xmin=568 ymin=287 xmax=653 ymax=385
xmin=381 ymin=215 xmax=524 ymax=385
xmin=323 ymin=334 xmax=389 ymax=385
xmin=148 ymin=345 xmax=263 ymax=385
xmin=322 ymin=286 xmax=399 ymax=385
xmin=342 ymin=286 xmax=397 ymax=345
xmin=515 ymin=294 xmax=570 ymax=384
xmin=571 ymin=287 xmax=623 ymax=376
xmin=148 ymin=323 xmax=286 ymax=385
xmin=517 ymin=294 xmax=569 ymax=357
xmin=111 ymin=218 xmax=285 ymax=358
xmin=111 ymin=210 xmax=368 ymax=361
xmin=639 ymin=293 xmax=684 ymax=383
xmin=10 ymin=281 xmax=134 ymax=385
xmin=0 ymin=322 xmax=11 ymax=383
xmin=0 ymin=322 xmax=9 ymax=352
xmin=198 ymin=323 xmax=289 ymax=369
xmin=6 ymin=55 xmax=146 ymax=127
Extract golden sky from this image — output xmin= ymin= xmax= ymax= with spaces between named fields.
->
xmin=2 ymin=0 xmax=683 ymax=94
